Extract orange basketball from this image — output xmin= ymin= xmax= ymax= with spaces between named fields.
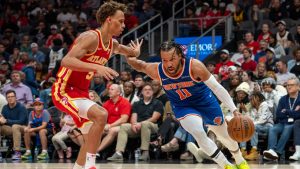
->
xmin=227 ymin=115 xmax=255 ymax=143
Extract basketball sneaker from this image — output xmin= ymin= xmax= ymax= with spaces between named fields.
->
xmin=236 ymin=160 xmax=250 ymax=169
xmin=224 ymin=164 xmax=237 ymax=169
xmin=21 ymin=152 xmax=32 ymax=160
xmin=37 ymin=152 xmax=49 ymax=160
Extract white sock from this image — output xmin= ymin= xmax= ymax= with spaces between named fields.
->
xmin=232 ymin=149 xmax=245 ymax=165
xmin=73 ymin=162 xmax=83 ymax=169
xmin=84 ymin=152 xmax=96 ymax=169
xmin=42 ymin=150 xmax=47 ymax=153
xmin=26 ymin=150 xmax=31 ymax=153
xmin=212 ymin=151 xmax=232 ymax=168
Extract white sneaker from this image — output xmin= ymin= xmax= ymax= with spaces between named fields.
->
xmin=289 ymin=153 xmax=300 ymax=161
xmin=187 ymin=142 xmax=203 ymax=163
xmin=263 ymin=149 xmax=278 ymax=160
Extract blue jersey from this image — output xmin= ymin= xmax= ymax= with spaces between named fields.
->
xmin=158 ymin=58 xmax=224 ymax=125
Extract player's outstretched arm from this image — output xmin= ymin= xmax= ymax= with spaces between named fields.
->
xmin=190 ymin=59 xmax=241 ymax=116
xmin=126 ymin=56 xmax=160 ymax=81
xmin=113 ymin=39 xmax=143 ymax=57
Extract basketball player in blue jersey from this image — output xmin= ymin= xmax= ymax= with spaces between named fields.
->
xmin=127 ymin=40 xmax=250 ymax=169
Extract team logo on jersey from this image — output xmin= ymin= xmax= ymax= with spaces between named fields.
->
xmin=213 ymin=116 xmax=223 ymax=125
xmin=62 ymin=96 xmax=69 ymax=105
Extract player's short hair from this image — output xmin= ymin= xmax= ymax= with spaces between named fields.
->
xmin=160 ymin=41 xmax=185 ymax=58
xmin=96 ymin=1 xmax=127 ymax=25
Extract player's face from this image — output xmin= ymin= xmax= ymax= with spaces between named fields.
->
xmin=161 ymin=48 xmax=182 ymax=75
xmin=109 ymin=10 xmax=125 ymax=36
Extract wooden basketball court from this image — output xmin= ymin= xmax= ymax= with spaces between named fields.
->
xmin=0 ymin=162 xmax=300 ymax=169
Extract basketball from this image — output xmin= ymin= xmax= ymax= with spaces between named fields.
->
xmin=227 ymin=115 xmax=255 ymax=143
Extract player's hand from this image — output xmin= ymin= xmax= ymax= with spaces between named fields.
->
xmin=96 ymin=65 xmax=119 ymax=80
xmin=233 ymin=110 xmax=242 ymax=116
xmin=129 ymin=39 xmax=143 ymax=57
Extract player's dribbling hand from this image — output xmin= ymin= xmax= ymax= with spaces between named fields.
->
xmin=233 ymin=109 xmax=242 ymax=117
xmin=97 ymin=65 xmax=119 ymax=80
xmin=129 ymin=39 xmax=143 ymax=57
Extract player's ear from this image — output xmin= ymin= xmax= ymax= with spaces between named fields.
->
xmin=107 ymin=17 xmax=111 ymax=23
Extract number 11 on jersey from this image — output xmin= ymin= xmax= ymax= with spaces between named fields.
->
xmin=175 ymin=89 xmax=192 ymax=100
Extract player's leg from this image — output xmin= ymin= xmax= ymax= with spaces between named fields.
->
xmin=209 ymin=122 xmax=248 ymax=167
xmin=179 ymin=112 xmax=234 ymax=169
xmin=74 ymin=100 xmax=107 ymax=169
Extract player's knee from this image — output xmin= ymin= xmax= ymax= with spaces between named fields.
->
xmin=88 ymin=107 xmax=108 ymax=123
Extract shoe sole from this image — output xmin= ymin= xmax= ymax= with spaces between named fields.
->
xmin=263 ymin=152 xmax=278 ymax=160
xmin=187 ymin=142 xmax=203 ymax=163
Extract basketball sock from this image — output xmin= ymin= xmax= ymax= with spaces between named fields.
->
xmin=180 ymin=115 xmax=232 ymax=168
xmin=84 ymin=152 xmax=96 ymax=169
xmin=73 ymin=162 xmax=83 ymax=169
xmin=231 ymin=148 xmax=245 ymax=165
xmin=212 ymin=150 xmax=232 ymax=168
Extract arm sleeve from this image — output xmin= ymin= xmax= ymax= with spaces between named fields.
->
xmin=204 ymin=75 xmax=237 ymax=113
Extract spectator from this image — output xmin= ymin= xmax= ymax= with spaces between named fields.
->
xmin=231 ymin=40 xmax=247 ymax=66
xmin=45 ymin=25 xmax=64 ymax=48
xmin=276 ymin=20 xmax=294 ymax=53
xmin=254 ymin=40 xmax=268 ymax=63
xmin=52 ymin=114 xmax=75 ymax=159
xmin=0 ymin=90 xmax=27 ymax=160
xmin=57 ymin=8 xmax=73 ymax=23
xmin=214 ymin=49 xmax=235 ymax=81
xmin=44 ymin=4 xmax=58 ymax=25
xmin=90 ymin=75 xmax=105 ymax=97
xmin=276 ymin=60 xmax=297 ymax=86
xmin=244 ymin=92 xmax=274 ymax=160
xmin=161 ymin=126 xmax=203 ymax=162
xmin=221 ymin=65 xmax=238 ymax=91
xmin=247 ymin=4 xmax=263 ymax=27
xmin=107 ymin=83 xmax=163 ymax=161
xmin=245 ymin=32 xmax=260 ymax=55
xmin=20 ymin=35 xmax=31 ymax=56
xmin=265 ymin=47 xmax=279 ymax=72
xmin=269 ymin=0 xmax=288 ymax=22
xmin=257 ymin=23 xmax=272 ymax=43
xmin=124 ymin=4 xmax=139 ymax=32
xmin=47 ymin=38 xmax=67 ymax=71
xmin=234 ymin=82 xmax=251 ymax=116
xmin=289 ymin=0 xmax=300 ymax=20
xmin=0 ymin=73 xmax=10 ymax=90
xmin=226 ymin=0 xmax=239 ymax=13
xmin=233 ymin=5 xmax=247 ymax=28
xmin=241 ymin=71 xmax=258 ymax=93
xmin=29 ymin=21 xmax=49 ymax=46
xmin=123 ymin=81 xmax=139 ymax=105
xmin=39 ymin=77 xmax=55 ymax=108
xmin=197 ymin=3 xmax=215 ymax=30
xmin=119 ymin=70 xmax=132 ymax=94
xmin=261 ymin=78 xmax=281 ymax=113
xmin=269 ymin=34 xmax=286 ymax=59
xmin=133 ymin=74 xmax=145 ymax=97
xmin=0 ymin=61 xmax=11 ymax=79
xmin=22 ymin=59 xmax=39 ymax=97
xmin=97 ymin=84 xmax=131 ymax=153
xmin=2 ymin=71 xmax=33 ymax=108
xmin=88 ymin=90 xmax=102 ymax=106
xmin=21 ymin=98 xmax=53 ymax=160
xmin=263 ymin=77 xmax=300 ymax=160
xmin=241 ymin=48 xmax=257 ymax=72
xmin=0 ymin=42 xmax=10 ymax=62
xmin=30 ymin=43 xmax=46 ymax=65
xmin=152 ymin=80 xmax=169 ymax=107
xmin=288 ymin=47 xmax=300 ymax=77
xmin=206 ymin=61 xmax=216 ymax=74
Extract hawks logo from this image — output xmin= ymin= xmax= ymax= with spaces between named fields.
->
xmin=62 ymin=96 xmax=69 ymax=105
xmin=213 ymin=116 xmax=223 ymax=125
